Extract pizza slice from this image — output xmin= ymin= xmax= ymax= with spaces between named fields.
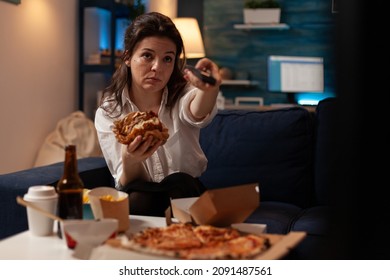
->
xmin=111 ymin=223 xmax=271 ymax=259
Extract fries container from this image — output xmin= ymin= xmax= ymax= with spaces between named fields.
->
xmin=88 ymin=187 xmax=130 ymax=232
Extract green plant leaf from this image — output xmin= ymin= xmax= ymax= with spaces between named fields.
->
xmin=244 ymin=0 xmax=280 ymax=9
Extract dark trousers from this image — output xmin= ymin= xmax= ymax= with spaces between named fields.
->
xmin=121 ymin=172 xmax=206 ymax=217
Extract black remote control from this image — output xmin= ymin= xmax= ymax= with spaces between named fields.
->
xmin=185 ymin=65 xmax=217 ymax=86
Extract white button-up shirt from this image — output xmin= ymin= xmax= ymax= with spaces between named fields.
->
xmin=94 ymin=86 xmax=218 ymax=186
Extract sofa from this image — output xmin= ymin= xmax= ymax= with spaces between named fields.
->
xmin=0 ymin=97 xmax=338 ymax=259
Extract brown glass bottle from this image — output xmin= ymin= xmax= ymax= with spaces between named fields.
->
xmin=56 ymin=145 xmax=84 ymax=238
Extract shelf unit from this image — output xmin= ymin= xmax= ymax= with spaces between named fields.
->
xmin=221 ymin=80 xmax=259 ymax=87
xmin=78 ymin=0 xmax=131 ymax=111
xmin=225 ymin=23 xmax=288 ymax=91
xmin=233 ymin=23 xmax=290 ymax=30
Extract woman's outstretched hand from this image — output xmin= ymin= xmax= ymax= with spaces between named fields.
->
xmin=184 ymin=58 xmax=222 ymax=90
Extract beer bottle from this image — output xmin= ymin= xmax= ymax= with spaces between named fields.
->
xmin=56 ymin=145 xmax=84 ymax=238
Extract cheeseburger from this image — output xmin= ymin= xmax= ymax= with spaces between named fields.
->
xmin=112 ymin=111 xmax=169 ymax=145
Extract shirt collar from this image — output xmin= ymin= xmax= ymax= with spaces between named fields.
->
xmin=121 ymin=86 xmax=169 ymax=112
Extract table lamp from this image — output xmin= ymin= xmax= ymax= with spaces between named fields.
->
xmin=172 ymin=17 xmax=205 ymax=59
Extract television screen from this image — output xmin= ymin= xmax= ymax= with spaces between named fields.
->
xmin=268 ymin=55 xmax=324 ymax=93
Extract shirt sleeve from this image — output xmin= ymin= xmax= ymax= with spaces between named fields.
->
xmin=94 ymin=107 xmax=123 ymax=185
xmin=179 ymin=87 xmax=218 ymax=128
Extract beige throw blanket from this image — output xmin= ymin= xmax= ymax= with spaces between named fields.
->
xmin=34 ymin=111 xmax=103 ymax=167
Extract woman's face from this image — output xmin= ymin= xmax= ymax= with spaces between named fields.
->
xmin=127 ymin=36 xmax=176 ymax=94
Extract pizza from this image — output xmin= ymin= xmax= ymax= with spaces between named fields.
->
xmin=112 ymin=111 xmax=169 ymax=146
xmin=108 ymin=223 xmax=271 ymax=259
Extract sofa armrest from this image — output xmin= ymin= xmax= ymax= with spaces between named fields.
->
xmin=0 ymin=157 xmax=113 ymax=190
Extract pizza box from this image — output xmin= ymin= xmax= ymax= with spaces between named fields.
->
xmin=170 ymin=183 xmax=259 ymax=227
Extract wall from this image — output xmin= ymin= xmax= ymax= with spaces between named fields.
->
xmin=203 ymin=0 xmax=336 ymax=105
xmin=0 ymin=0 xmax=77 ymax=174
xmin=177 ymin=0 xmax=203 ymax=30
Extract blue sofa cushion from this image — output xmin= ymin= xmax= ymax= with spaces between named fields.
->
xmin=288 ymin=205 xmax=332 ymax=259
xmin=291 ymin=206 xmax=330 ymax=235
xmin=244 ymin=201 xmax=302 ymax=234
xmin=199 ymin=107 xmax=315 ymax=208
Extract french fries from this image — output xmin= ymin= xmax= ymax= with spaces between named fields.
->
xmin=83 ymin=189 xmax=91 ymax=204
xmin=83 ymin=188 xmax=125 ymax=203
xmin=99 ymin=194 xmax=125 ymax=202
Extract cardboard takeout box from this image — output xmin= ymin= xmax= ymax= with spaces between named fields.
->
xmin=171 ymin=183 xmax=259 ymax=227
xmin=88 ymin=187 xmax=129 ymax=232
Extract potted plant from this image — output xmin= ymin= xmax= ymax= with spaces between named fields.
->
xmin=243 ymin=0 xmax=281 ymax=24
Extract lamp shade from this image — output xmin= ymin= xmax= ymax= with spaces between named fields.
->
xmin=172 ymin=17 xmax=205 ymax=59
xmin=147 ymin=0 xmax=177 ymax=19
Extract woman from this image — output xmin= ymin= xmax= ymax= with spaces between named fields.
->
xmin=94 ymin=12 xmax=221 ymax=216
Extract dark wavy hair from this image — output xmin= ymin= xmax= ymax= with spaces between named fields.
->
xmin=100 ymin=12 xmax=188 ymax=118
